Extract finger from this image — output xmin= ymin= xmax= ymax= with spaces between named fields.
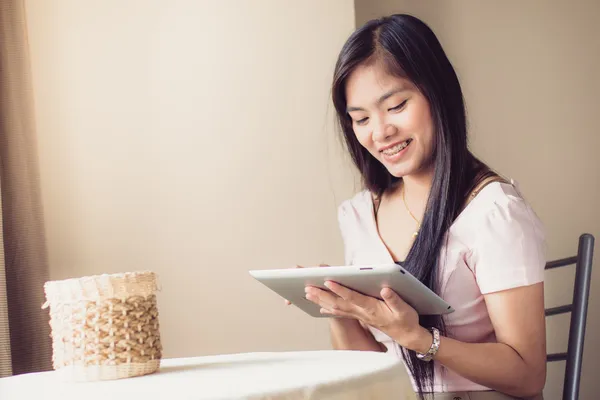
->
xmin=319 ymin=307 xmax=357 ymax=319
xmin=380 ymin=287 xmax=407 ymax=312
xmin=305 ymin=286 xmax=348 ymax=312
xmin=324 ymin=281 xmax=371 ymax=308
xmin=304 ymin=287 xmax=333 ymax=307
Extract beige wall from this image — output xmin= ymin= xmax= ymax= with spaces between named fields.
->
xmin=355 ymin=1 xmax=600 ymax=399
xmin=23 ymin=0 xmax=600 ymax=396
xmin=24 ymin=0 xmax=358 ymax=358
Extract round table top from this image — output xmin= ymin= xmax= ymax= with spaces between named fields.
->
xmin=0 ymin=350 xmax=411 ymax=399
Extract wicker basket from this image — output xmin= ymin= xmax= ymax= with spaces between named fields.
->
xmin=42 ymin=271 xmax=162 ymax=382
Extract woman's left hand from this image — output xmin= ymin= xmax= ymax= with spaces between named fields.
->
xmin=305 ymin=280 xmax=430 ymax=351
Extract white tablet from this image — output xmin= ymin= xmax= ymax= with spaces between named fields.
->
xmin=249 ymin=263 xmax=454 ymax=318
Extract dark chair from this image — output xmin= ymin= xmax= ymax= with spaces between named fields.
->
xmin=545 ymin=233 xmax=595 ymax=400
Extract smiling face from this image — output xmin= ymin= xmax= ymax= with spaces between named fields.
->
xmin=345 ymin=62 xmax=436 ymax=180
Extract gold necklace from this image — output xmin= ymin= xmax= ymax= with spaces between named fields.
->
xmin=402 ymin=185 xmax=421 ymax=238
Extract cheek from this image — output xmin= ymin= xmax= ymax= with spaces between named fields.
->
xmin=353 ymin=127 xmax=375 ymax=151
xmin=403 ymin=105 xmax=435 ymax=146
xmin=421 ymin=118 xmax=435 ymax=149
xmin=418 ymin=123 xmax=436 ymax=164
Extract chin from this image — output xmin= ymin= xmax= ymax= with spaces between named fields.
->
xmin=382 ymin=156 xmax=434 ymax=180
xmin=383 ymin=163 xmax=414 ymax=179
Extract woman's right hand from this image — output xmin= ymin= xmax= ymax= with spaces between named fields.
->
xmin=284 ymin=263 xmax=330 ymax=305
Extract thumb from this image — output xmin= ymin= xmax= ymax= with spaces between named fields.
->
xmin=381 ymin=287 xmax=405 ymax=311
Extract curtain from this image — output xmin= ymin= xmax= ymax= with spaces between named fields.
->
xmin=0 ymin=189 xmax=10 ymax=377
xmin=0 ymin=0 xmax=52 ymax=376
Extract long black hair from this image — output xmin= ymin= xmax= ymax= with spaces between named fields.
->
xmin=331 ymin=14 xmax=494 ymax=397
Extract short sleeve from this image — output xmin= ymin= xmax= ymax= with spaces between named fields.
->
xmin=337 ymin=202 xmax=354 ymax=266
xmin=468 ymin=194 xmax=547 ymax=295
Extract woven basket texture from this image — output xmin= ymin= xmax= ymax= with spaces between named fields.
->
xmin=42 ymin=271 xmax=162 ymax=381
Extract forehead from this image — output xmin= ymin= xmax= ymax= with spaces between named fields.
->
xmin=345 ymin=62 xmax=412 ymax=107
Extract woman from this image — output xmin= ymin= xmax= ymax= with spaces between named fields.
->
xmin=301 ymin=14 xmax=547 ymax=400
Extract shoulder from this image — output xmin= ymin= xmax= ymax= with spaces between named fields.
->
xmin=337 ymin=190 xmax=372 ymax=221
xmin=457 ymin=180 xmax=544 ymax=237
xmin=460 ymin=180 xmax=547 ymax=293
xmin=336 ymin=190 xmax=373 ymax=265
xmin=336 ymin=189 xmax=374 ymax=245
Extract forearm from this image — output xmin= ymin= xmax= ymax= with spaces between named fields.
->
xmin=408 ymin=328 xmax=545 ymax=397
xmin=329 ymin=318 xmax=385 ymax=352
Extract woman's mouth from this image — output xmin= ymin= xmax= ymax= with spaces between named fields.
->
xmin=381 ymin=139 xmax=412 ymax=156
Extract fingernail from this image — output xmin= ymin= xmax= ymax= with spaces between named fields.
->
xmin=324 ymin=281 xmax=331 ymax=288
xmin=304 ymin=286 xmax=310 ymax=293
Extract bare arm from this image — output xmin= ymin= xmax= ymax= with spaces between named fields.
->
xmin=307 ymin=280 xmax=546 ymax=398
xmin=329 ymin=318 xmax=386 ymax=352
xmin=407 ymin=283 xmax=547 ymax=398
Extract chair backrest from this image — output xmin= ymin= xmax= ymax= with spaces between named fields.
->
xmin=545 ymin=233 xmax=595 ymax=400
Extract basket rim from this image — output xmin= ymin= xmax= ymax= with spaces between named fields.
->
xmin=42 ymin=270 xmax=159 ymax=307
xmin=44 ymin=270 xmax=156 ymax=288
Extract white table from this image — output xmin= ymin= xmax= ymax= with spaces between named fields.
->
xmin=0 ymin=350 xmax=413 ymax=399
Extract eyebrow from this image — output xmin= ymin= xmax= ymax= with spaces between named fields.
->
xmin=346 ymin=87 xmax=408 ymax=113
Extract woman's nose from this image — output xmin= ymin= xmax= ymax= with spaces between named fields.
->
xmin=372 ymin=119 xmax=398 ymax=142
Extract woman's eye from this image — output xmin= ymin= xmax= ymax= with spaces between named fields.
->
xmin=355 ymin=117 xmax=369 ymax=126
xmin=389 ymin=100 xmax=408 ymax=112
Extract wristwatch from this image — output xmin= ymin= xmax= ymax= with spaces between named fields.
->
xmin=416 ymin=327 xmax=440 ymax=362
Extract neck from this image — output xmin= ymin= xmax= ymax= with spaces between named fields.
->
xmin=402 ymin=173 xmax=433 ymax=204
xmin=390 ymin=168 xmax=434 ymax=220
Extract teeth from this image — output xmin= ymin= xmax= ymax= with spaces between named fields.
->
xmin=382 ymin=139 xmax=411 ymax=156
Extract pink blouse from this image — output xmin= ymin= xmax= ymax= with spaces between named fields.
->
xmin=337 ymin=179 xmax=546 ymax=392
